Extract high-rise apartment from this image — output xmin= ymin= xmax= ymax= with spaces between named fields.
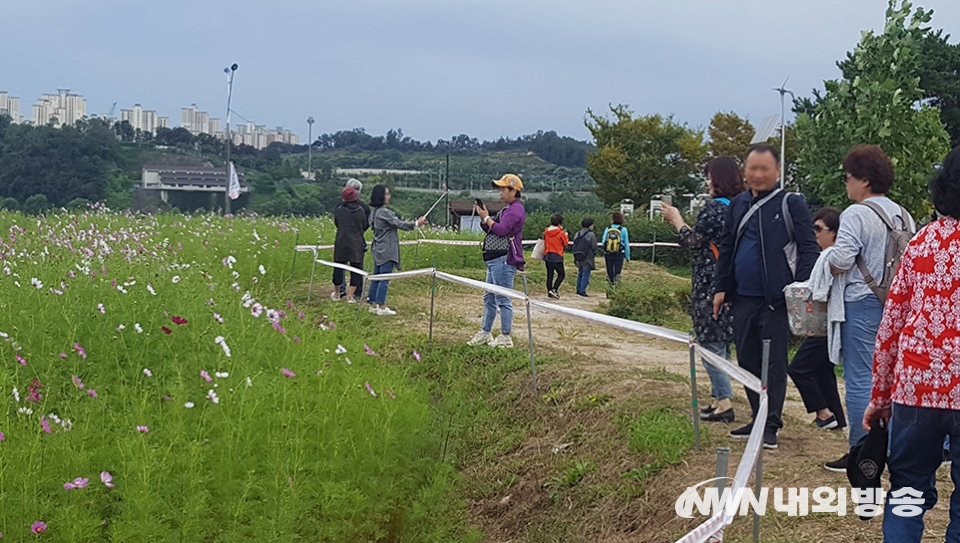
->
xmin=32 ymin=89 xmax=87 ymax=127
xmin=0 ymin=92 xmax=22 ymax=123
xmin=120 ymin=104 xmax=169 ymax=134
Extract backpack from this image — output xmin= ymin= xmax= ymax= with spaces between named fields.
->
xmin=571 ymin=231 xmax=593 ymax=261
xmin=854 ymin=201 xmax=914 ymax=303
xmin=708 ymin=198 xmax=731 ymax=259
xmin=605 ymin=227 xmax=623 ymax=254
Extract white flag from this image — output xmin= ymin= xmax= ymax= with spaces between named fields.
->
xmin=228 ymin=162 xmax=240 ymax=200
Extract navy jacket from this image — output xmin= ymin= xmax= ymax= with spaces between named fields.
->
xmin=713 ymin=188 xmax=820 ymax=305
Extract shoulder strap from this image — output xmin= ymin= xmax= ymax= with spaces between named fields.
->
xmin=715 ymin=197 xmax=730 ymax=206
xmin=857 ymin=200 xmax=897 ymax=231
xmin=736 ymin=189 xmax=781 ymax=240
xmin=781 ymin=193 xmax=794 ymax=243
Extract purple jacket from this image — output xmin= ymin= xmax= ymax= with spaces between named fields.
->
xmin=482 ymin=199 xmax=526 ymax=270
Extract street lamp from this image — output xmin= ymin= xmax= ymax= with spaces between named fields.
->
xmin=307 ymin=116 xmax=315 ymax=179
xmin=224 ymin=63 xmax=238 ymax=215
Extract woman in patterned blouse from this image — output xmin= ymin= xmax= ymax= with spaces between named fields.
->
xmin=663 ymin=157 xmax=745 ymax=423
xmin=864 ymin=146 xmax=960 ymax=541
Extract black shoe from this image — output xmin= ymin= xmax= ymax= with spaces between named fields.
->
xmin=700 ymin=405 xmax=717 ymax=415
xmin=824 ymin=453 xmax=849 ymax=473
xmin=763 ymin=431 xmax=778 ymax=450
xmin=576 ymin=292 xmax=588 ymax=297
xmin=729 ymin=423 xmax=753 ymax=440
xmin=702 ymin=408 xmax=735 ymax=423
xmin=814 ymin=415 xmax=839 ymax=430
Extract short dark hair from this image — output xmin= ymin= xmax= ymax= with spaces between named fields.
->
xmin=813 ymin=207 xmax=841 ymax=233
xmin=370 ymin=185 xmax=388 ymax=207
xmin=611 ymin=211 xmax=625 ymax=225
xmin=581 ymin=217 xmax=595 ymax=228
xmin=550 ymin=213 xmax=564 ymax=226
xmin=843 ymin=144 xmax=894 ymax=194
xmin=746 ymin=143 xmax=780 ymax=164
xmin=705 ymin=156 xmax=745 ymax=198
xmin=931 ymin=146 xmax=960 ymax=219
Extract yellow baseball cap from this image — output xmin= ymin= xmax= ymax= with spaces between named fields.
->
xmin=492 ymin=173 xmax=523 ymax=192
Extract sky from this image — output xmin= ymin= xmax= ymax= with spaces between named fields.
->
xmin=2 ymin=0 xmax=959 ymax=143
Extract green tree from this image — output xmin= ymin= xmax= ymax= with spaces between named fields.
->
xmin=707 ymin=111 xmax=755 ymax=160
xmin=585 ymin=105 xmax=707 ymax=207
xmin=24 ymin=194 xmax=49 ymax=214
xmin=794 ymin=0 xmax=951 ymax=218
xmin=0 ymin=197 xmax=19 ymax=211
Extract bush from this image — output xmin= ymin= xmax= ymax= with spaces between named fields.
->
xmin=23 ymin=194 xmax=49 ymax=214
xmin=1 ymin=197 xmax=19 ymax=211
xmin=66 ymin=197 xmax=91 ymax=210
xmin=606 ymin=267 xmax=691 ymax=328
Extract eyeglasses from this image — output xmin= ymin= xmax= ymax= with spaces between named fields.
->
xmin=843 ymin=172 xmax=853 ymax=183
xmin=814 ymin=225 xmax=830 ymax=233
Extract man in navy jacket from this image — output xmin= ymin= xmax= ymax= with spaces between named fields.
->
xmin=713 ymin=143 xmax=820 ymax=450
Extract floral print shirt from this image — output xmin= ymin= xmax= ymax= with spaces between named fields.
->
xmin=870 ymin=218 xmax=960 ymax=410
xmin=678 ymin=199 xmax=734 ymax=344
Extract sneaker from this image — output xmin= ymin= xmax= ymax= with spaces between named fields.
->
xmin=824 ymin=453 xmax=849 ymax=473
xmin=815 ymin=415 xmax=839 ymax=430
xmin=547 ymin=290 xmax=560 ymax=299
xmin=346 ymin=298 xmax=356 ymax=304
xmin=330 ymin=292 xmax=341 ymax=301
xmin=467 ymin=330 xmax=494 ymax=346
xmin=375 ymin=307 xmax=397 ymax=316
xmin=763 ymin=431 xmax=778 ymax=450
xmin=488 ymin=334 xmax=514 ymax=348
xmin=701 ymin=408 xmax=735 ymax=423
xmin=368 ymin=306 xmax=378 ymax=314
xmin=729 ymin=423 xmax=753 ymax=440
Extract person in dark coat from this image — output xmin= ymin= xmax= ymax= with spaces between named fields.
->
xmin=663 ymin=157 xmax=744 ymax=423
xmin=572 ymin=217 xmax=598 ymax=297
xmin=331 ymin=186 xmax=369 ymax=302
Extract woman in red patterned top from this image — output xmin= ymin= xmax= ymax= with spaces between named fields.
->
xmin=864 ymin=146 xmax=960 ymax=542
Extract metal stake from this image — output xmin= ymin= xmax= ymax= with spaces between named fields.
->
xmin=522 ymin=274 xmax=537 ymax=391
xmin=429 ymin=257 xmax=437 ymax=344
xmin=290 ymin=232 xmax=299 ymax=281
xmin=690 ymin=336 xmax=701 ymax=451
xmin=754 ymin=339 xmax=771 ymax=543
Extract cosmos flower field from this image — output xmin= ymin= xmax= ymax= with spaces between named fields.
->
xmin=0 ymin=209 xmax=473 ymax=541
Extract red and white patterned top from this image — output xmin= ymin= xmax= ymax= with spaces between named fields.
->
xmin=871 ymin=217 xmax=960 ymax=410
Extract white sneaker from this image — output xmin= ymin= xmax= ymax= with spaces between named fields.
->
xmin=368 ymin=306 xmax=378 ymax=314
xmin=488 ymin=334 xmax=514 ymax=348
xmin=330 ymin=292 xmax=341 ymax=301
xmin=346 ymin=298 xmax=356 ymax=304
xmin=467 ymin=330 xmax=494 ymax=346
xmin=375 ymin=307 xmax=397 ymax=316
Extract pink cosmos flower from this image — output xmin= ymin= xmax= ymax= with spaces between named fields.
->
xmin=15 ymin=355 xmax=26 ymax=366
xmin=26 ymin=379 xmax=42 ymax=403
xmin=161 ymin=326 xmax=172 ymax=335
xmin=364 ymin=344 xmax=379 ymax=357
xmin=281 ymin=368 xmax=296 ymax=378
xmin=67 ymin=269 xmax=75 ymax=278
xmin=0 ymin=431 xmax=5 ymax=441
xmin=293 ymin=335 xmax=301 ymax=344
xmin=71 ymin=375 xmax=85 ymax=389
xmin=86 ymin=389 xmax=98 ymax=398
xmin=386 ymin=389 xmax=397 ymax=400
xmin=136 ymin=425 xmax=149 ymax=433
xmin=365 ymin=381 xmax=377 ymax=398
xmin=413 ymin=350 xmax=422 ymax=362
xmin=298 ymin=310 xmax=305 ymax=321
xmin=31 ymin=521 xmax=46 ymax=534
xmin=200 ymin=370 xmax=212 ymax=382
xmin=41 ymin=417 xmax=51 ymax=434
xmin=251 ymin=303 xmax=263 ymax=318
xmin=272 ymin=321 xmax=286 ymax=334
xmin=171 ymin=316 xmax=188 ymax=325
xmin=100 ymin=471 xmax=114 ymax=488
xmin=59 ymin=352 xmax=67 ymax=359
xmin=73 ymin=342 xmax=87 ymax=359
xmin=63 ymin=477 xmax=89 ymax=490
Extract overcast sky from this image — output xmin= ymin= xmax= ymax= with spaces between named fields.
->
xmin=2 ymin=0 xmax=958 ymax=143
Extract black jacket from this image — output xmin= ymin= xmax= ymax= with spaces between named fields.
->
xmin=714 ymin=188 xmax=820 ymax=305
xmin=333 ymin=200 xmax=370 ymax=263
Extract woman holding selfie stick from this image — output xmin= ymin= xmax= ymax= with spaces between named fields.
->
xmin=367 ymin=185 xmax=426 ymax=316
xmin=467 ymin=174 xmax=526 ymax=348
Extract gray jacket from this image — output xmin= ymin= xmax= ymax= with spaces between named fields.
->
xmin=370 ymin=206 xmax=416 ymax=267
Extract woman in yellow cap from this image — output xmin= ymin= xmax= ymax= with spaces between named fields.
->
xmin=468 ymin=174 xmax=526 ymax=348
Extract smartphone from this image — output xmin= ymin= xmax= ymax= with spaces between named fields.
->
xmin=475 ymin=198 xmax=484 ymax=209
xmin=662 ymin=194 xmax=673 ymax=206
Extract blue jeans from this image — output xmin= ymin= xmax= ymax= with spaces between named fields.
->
xmin=366 ymin=261 xmax=395 ymax=306
xmin=576 ymin=265 xmax=591 ymax=295
xmin=883 ymin=403 xmax=960 ymax=542
xmin=481 ymin=256 xmax=517 ymax=335
xmin=700 ymin=341 xmax=734 ymax=400
xmin=841 ymin=295 xmax=884 ymax=447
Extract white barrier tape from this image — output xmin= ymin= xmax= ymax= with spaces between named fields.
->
xmin=366 ymin=268 xmax=437 ymax=282
xmin=674 ymin=513 xmax=726 ymax=543
xmin=297 ymin=240 xmax=681 ymax=252
xmin=434 ymin=271 xmax=528 ymax=301
xmin=722 ymin=393 xmax=768 ymax=527
xmin=695 ymin=345 xmax=762 ymax=393
xmin=315 ymin=259 xmax=369 ymax=276
xmin=529 ymin=299 xmax=689 ymax=344
xmin=416 ymin=239 xmax=483 ymax=246
xmin=297 ymin=244 xmax=334 ymax=252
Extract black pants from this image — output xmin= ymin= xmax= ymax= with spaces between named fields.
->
xmin=332 ymin=261 xmax=364 ymax=293
xmin=732 ymin=296 xmax=790 ymax=433
xmin=545 ymin=261 xmax=565 ymax=292
xmin=604 ymin=252 xmax=624 ymax=283
xmin=787 ymin=336 xmax=847 ymax=428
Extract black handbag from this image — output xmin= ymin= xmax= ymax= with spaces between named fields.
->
xmin=481 ymin=211 xmax=513 ymax=252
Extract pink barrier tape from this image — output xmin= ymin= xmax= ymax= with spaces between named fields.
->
xmin=695 ymin=345 xmax=762 ymax=393
xmin=434 ymin=271 xmax=528 ymax=301
xmin=314 ymin=259 xmax=368 ymax=276
xmin=528 ymin=299 xmax=689 ymax=344
xmin=366 ymin=268 xmax=437 ymax=282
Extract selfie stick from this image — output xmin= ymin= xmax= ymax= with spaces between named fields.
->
xmin=423 ymin=184 xmax=448 ymax=219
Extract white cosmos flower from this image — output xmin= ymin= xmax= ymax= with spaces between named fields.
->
xmin=143 ymin=368 xmax=152 ymax=377
xmin=184 ymin=402 xmax=195 ymax=409
xmin=259 ymin=265 xmax=266 ymax=275
xmin=335 ymin=344 xmax=347 ymax=355
xmin=147 ymin=284 xmax=156 ymax=295
xmin=134 ymin=323 xmax=143 ymax=333
xmin=172 ymin=276 xmax=180 ymax=284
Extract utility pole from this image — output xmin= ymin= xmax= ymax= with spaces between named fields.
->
xmin=223 ymin=63 xmax=238 ymax=215
xmin=773 ymin=79 xmax=795 ymax=189
xmin=307 ymin=116 xmax=314 ymax=179
xmin=445 ymin=154 xmax=450 ymax=227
